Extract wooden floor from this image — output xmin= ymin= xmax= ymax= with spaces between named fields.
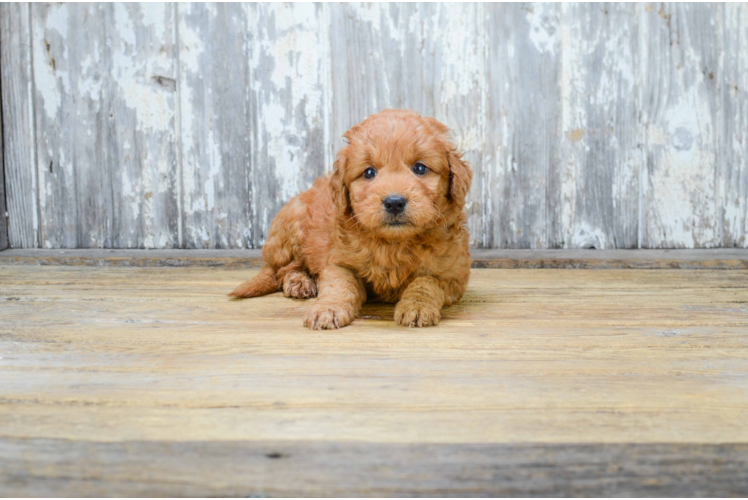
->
xmin=1 ymin=263 xmax=748 ymax=496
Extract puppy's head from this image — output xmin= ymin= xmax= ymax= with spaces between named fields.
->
xmin=331 ymin=109 xmax=472 ymax=239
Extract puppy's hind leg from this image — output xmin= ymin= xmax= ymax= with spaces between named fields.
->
xmin=282 ymin=270 xmax=317 ymax=299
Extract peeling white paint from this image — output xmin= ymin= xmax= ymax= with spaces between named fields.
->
xmin=177 ymin=9 xmax=205 ymax=74
xmin=571 ymin=222 xmax=609 ymax=249
xmin=33 ymin=4 xmax=69 ymax=120
xmin=9 ymin=3 xmax=746 ymax=250
xmin=527 ymin=4 xmax=559 ymax=55
xmin=114 ymin=3 xmax=136 ymax=48
xmin=647 ymin=73 xmax=720 ymax=247
xmin=260 ymin=99 xmax=304 ymax=201
xmin=433 ymin=3 xmax=486 ymax=105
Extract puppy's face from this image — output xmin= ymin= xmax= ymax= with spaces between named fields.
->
xmin=332 ymin=110 xmax=471 ymax=239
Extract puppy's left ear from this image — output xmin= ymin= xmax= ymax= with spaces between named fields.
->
xmin=330 ymin=152 xmax=352 ymax=216
xmin=448 ymin=149 xmax=472 ymax=206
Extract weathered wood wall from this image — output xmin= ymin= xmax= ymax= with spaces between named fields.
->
xmin=1 ymin=3 xmax=746 ymax=249
xmin=0 ymin=30 xmax=6 ymax=249
xmin=0 ymin=92 xmax=5 ymax=249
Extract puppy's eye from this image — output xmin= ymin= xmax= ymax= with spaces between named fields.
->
xmin=412 ymin=163 xmax=428 ymax=176
xmin=363 ymin=167 xmax=377 ymax=179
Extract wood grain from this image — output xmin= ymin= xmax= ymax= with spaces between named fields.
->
xmin=2 ymin=439 xmax=748 ymax=497
xmin=722 ymin=3 xmax=748 ymax=247
xmin=485 ymin=4 xmax=561 ymax=249
xmin=640 ymin=3 xmax=722 ymax=248
xmin=31 ymin=3 xmax=180 ymax=249
xmin=178 ymin=3 xmax=253 ymax=249
xmin=1 ymin=3 xmax=37 ymax=248
xmin=1 ymin=265 xmax=747 ymax=495
xmin=554 ymin=3 xmax=640 ymax=249
xmin=2 ymin=266 xmax=747 ymax=444
xmin=178 ymin=4 xmax=331 ymax=249
xmin=250 ymin=3 xmax=331 ymax=246
xmin=0 ymin=46 xmax=5 ymax=250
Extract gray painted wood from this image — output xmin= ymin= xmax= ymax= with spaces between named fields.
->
xmin=553 ymin=3 xmax=641 ymax=249
xmin=722 ymin=3 xmax=748 ymax=247
xmin=2 ymin=3 xmax=747 ymax=249
xmin=0 ymin=131 xmax=5 ymax=251
xmin=179 ymin=3 xmax=330 ymax=249
xmin=1 ymin=3 xmax=37 ymax=248
xmin=31 ymin=3 xmax=179 ymax=249
xmin=178 ymin=3 xmax=253 ymax=249
xmin=485 ymin=4 xmax=561 ymax=249
xmin=2 ymin=438 xmax=748 ymax=496
xmin=0 ymin=39 xmax=5 ymax=251
xmin=249 ymin=3 xmax=330 ymax=247
xmin=640 ymin=3 xmax=722 ymax=248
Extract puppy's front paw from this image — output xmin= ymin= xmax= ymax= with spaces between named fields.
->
xmin=395 ymin=300 xmax=441 ymax=328
xmin=304 ymin=303 xmax=355 ymax=330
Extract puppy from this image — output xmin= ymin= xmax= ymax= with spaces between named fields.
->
xmin=229 ymin=109 xmax=472 ymax=329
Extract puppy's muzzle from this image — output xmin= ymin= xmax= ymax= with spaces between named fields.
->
xmin=383 ymin=195 xmax=408 ymax=215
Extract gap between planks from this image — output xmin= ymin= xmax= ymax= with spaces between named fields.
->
xmin=0 ymin=248 xmax=746 ymax=269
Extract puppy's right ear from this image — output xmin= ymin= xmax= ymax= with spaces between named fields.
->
xmin=330 ymin=153 xmax=352 ymax=216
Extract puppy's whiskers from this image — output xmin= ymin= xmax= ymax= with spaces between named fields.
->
xmin=346 ymin=213 xmax=364 ymax=230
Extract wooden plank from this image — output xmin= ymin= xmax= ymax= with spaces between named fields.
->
xmin=0 ymin=154 xmax=5 ymax=251
xmin=554 ymin=4 xmax=640 ymax=249
xmin=1 ymin=266 xmax=747 ymax=444
xmin=485 ymin=4 xmax=561 ymax=249
xmin=177 ymin=3 xmax=252 ymax=249
xmin=329 ymin=4 xmax=486 ymax=246
xmin=722 ymin=3 xmax=748 ymax=248
xmin=0 ymin=248 xmax=747 ymax=269
xmin=2 ymin=439 xmax=747 ymax=497
xmin=179 ymin=4 xmax=330 ymax=249
xmin=249 ymin=3 xmax=331 ymax=247
xmin=640 ymin=3 xmax=722 ymax=248
xmin=0 ymin=3 xmax=37 ymax=248
xmin=31 ymin=3 xmax=179 ymax=249
xmin=0 ymin=45 xmax=5 ymax=251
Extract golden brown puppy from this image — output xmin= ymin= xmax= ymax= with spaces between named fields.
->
xmin=229 ymin=109 xmax=472 ymax=329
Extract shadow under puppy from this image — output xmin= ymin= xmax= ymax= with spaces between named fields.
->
xmin=230 ymin=109 xmax=472 ymax=329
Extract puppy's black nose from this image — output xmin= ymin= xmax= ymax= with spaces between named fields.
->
xmin=383 ymin=195 xmax=408 ymax=215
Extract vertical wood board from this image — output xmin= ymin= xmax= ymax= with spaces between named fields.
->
xmin=0 ymin=25 xmax=5 ymax=250
xmin=250 ymin=3 xmax=331 ymax=247
xmin=31 ymin=3 xmax=180 ymax=249
xmin=1 ymin=3 xmax=37 ymax=248
xmin=485 ymin=3 xmax=561 ymax=249
xmin=179 ymin=3 xmax=331 ymax=249
xmin=553 ymin=3 xmax=640 ymax=249
xmin=178 ymin=3 xmax=253 ymax=249
xmin=722 ymin=3 xmax=748 ymax=248
xmin=639 ymin=3 xmax=722 ymax=248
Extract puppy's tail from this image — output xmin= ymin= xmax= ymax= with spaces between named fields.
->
xmin=228 ymin=265 xmax=279 ymax=298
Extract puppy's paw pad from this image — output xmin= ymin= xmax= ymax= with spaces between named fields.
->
xmin=283 ymin=273 xmax=317 ymax=299
xmin=304 ymin=304 xmax=354 ymax=330
xmin=394 ymin=301 xmax=441 ymax=328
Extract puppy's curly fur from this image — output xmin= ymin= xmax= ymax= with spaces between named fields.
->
xmin=229 ymin=109 xmax=472 ymax=329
